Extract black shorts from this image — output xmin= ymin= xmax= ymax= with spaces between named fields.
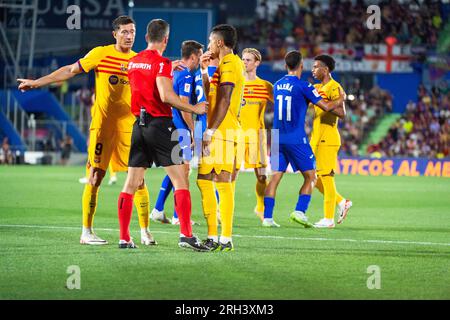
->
xmin=128 ymin=114 xmax=183 ymax=168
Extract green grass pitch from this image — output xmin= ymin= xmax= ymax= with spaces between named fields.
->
xmin=0 ymin=165 xmax=449 ymax=299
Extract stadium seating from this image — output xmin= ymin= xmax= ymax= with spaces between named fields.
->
xmin=368 ymin=84 xmax=449 ymax=158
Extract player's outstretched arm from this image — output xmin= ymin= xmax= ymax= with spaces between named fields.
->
xmin=156 ymin=76 xmax=207 ymax=115
xmin=17 ymin=62 xmax=82 ymax=92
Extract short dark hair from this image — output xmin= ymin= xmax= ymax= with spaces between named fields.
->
xmin=211 ymin=24 xmax=237 ymax=49
xmin=112 ymin=16 xmax=135 ymax=31
xmin=181 ymin=40 xmax=204 ymax=59
xmin=285 ymin=51 xmax=302 ymax=71
xmin=314 ymin=54 xmax=336 ymax=72
xmin=147 ymin=19 xmax=170 ymax=43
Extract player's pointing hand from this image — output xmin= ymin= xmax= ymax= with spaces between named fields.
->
xmin=17 ymin=79 xmax=37 ymax=92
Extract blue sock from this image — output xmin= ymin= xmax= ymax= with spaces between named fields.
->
xmin=172 ymin=187 xmax=178 ymax=219
xmin=264 ymin=197 xmax=275 ymax=219
xmin=295 ymin=194 xmax=311 ymax=213
xmin=215 ymin=189 xmax=219 ymax=202
xmin=154 ymin=175 xmax=173 ymax=211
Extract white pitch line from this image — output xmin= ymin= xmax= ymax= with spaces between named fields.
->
xmin=1 ymin=224 xmax=449 ymax=247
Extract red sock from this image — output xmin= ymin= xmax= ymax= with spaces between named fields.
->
xmin=118 ymin=192 xmax=134 ymax=242
xmin=174 ymin=189 xmax=192 ymax=237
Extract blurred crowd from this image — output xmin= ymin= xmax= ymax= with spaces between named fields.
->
xmin=338 ymin=82 xmax=393 ymax=156
xmin=238 ymin=0 xmax=445 ymax=60
xmin=368 ymin=83 xmax=450 ymax=159
xmin=0 ymin=137 xmax=13 ymax=164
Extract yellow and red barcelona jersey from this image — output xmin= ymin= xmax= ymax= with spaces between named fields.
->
xmin=208 ymin=53 xmax=245 ymax=142
xmin=239 ymin=77 xmax=273 ymax=132
xmin=310 ymin=78 xmax=344 ymax=146
xmin=78 ymin=45 xmax=136 ymax=132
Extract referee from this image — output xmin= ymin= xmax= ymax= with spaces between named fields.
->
xmin=117 ymin=19 xmax=209 ymax=251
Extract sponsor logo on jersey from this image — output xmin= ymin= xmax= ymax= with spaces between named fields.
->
xmin=109 ymin=75 xmax=119 ymax=85
xmin=128 ymin=62 xmax=152 ymax=70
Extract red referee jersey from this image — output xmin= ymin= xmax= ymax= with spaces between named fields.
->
xmin=128 ymin=49 xmax=173 ymax=117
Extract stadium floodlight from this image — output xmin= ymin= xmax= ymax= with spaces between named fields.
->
xmin=128 ymin=0 xmax=135 ymax=8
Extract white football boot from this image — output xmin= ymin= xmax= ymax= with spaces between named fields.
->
xmin=262 ymin=218 xmax=280 ymax=227
xmin=78 ymin=176 xmax=88 ymax=184
xmin=314 ymin=218 xmax=335 ymax=229
xmin=150 ymin=208 xmax=171 ymax=224
xmin=140 ymin=229 xmax=157 ymax=245
xmin=337 ymin=199 xmax=353 ymax=224
xmin=80 ymin=229 xmax=108 ymax=245
xmin=108 ymin=175 xmax=117 ymax=185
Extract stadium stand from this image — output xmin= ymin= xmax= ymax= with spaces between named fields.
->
xmin=238 ymin=0 xmax=446 ymax=60
xmin=368 ymin=83 xmax=449 ymax=158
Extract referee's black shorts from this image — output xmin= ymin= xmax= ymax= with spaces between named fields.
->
xmin=128 ymin=114 xmax=183 ymax=168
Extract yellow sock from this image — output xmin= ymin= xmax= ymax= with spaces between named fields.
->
xmin=321 ymin=176 xmax=337 ymax=220
xmin=82 ymin=184 xmax=99 ymax=228
xmin=315 ymin=176 xmax=324 ymax=194
xmin=231 ymin=180 xmax=236 ymax=196
xmin=335 ymin=191 xmax=344 ymax=205
xmin=216 ymin=182 xmax=234 ymax=238
xmin=197 ymin=179 xmax=218 ymax=237
xmin=255 ymin=179 xmax=267 ymax=213
xmin=134 ymin=185 xmax=150 ymax=229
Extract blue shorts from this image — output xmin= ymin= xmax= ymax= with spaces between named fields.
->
xmin=270 ymin=143 xmax=316 ymax=173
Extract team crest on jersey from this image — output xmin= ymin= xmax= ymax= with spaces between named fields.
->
xmin=247 ymin=89 xmax=253 ymax=94
xmin=120 ymin=64 xmax=127 ymax=72
xmin=109 ymin=75 xmax=119 ymax=85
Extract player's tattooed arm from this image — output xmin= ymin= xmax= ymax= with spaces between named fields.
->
xmin=17 ymin=62 xmax=82 ymax=92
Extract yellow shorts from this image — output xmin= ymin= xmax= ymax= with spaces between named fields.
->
xmin=88 ymin=128 xmax=131 ymax=172
xmin=236 ymin=141 xmax=267 ymax=169
xmin=198 ymin=138 xmax=236 ymax=175
xmin=312 ymin=144 xmax=340 ymax=176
